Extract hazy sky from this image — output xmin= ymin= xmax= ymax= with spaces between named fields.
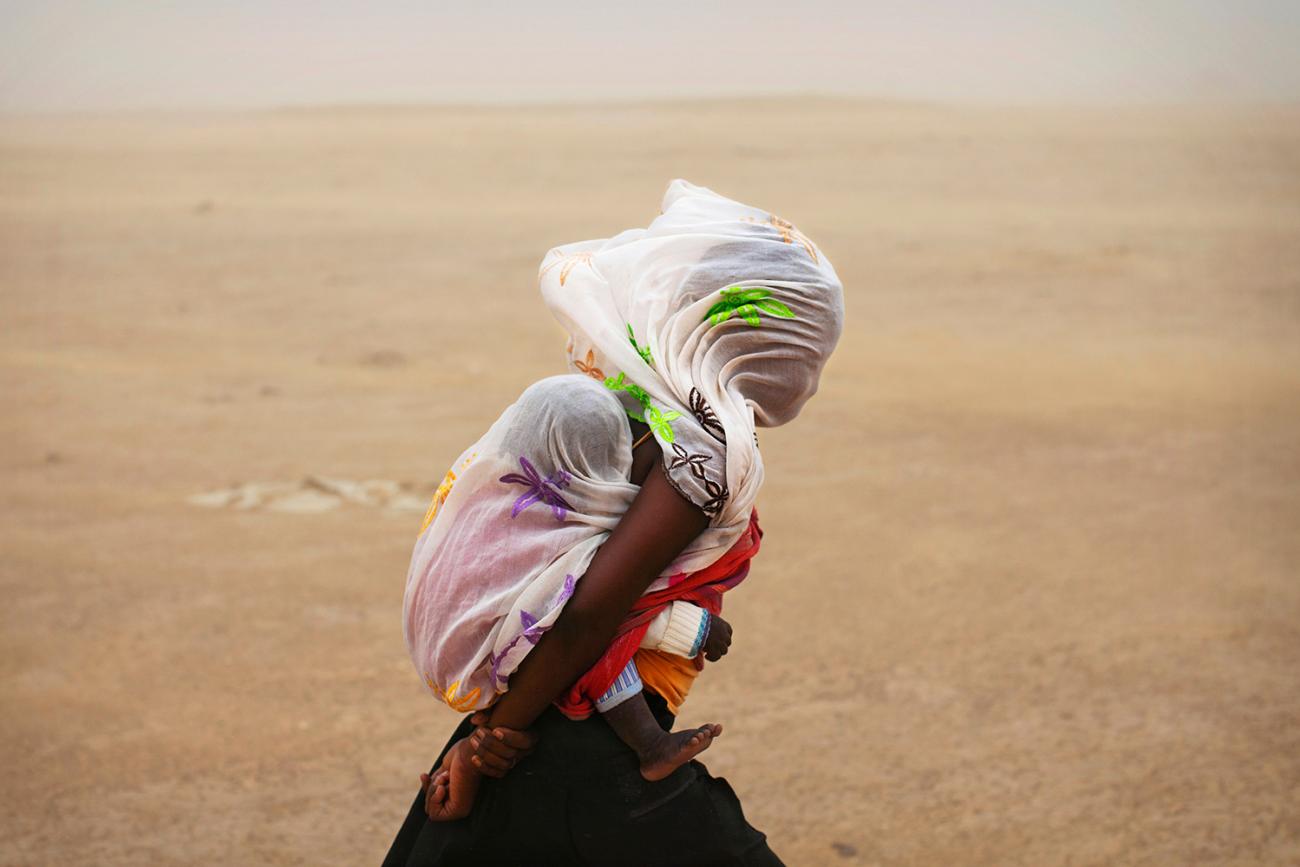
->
xmin=2 ymin=1 xmax=1298 ymax=110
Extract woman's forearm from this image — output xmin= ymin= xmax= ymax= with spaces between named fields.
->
xmin=479 ymin=604 xmax=618 ymax=731
xmin=483 ymin=460 xmax=708 ymax=732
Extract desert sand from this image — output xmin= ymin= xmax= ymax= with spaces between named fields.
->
xmin=2 ymin=98 xmax=1298 ymax=865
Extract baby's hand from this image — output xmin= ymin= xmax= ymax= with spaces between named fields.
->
xmin=702 ymin=613 xmax=733 ymax=662
xmin=467 ymin=711 xmax=539 ymax=778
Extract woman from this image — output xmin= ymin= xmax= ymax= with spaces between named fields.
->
xmin=384 ymin=180 xmax=844 ymax=866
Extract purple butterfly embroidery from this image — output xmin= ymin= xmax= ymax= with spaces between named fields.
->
xmin=499 ymin=455 xmax=574 ymax=521
xmin=489 ymin=574 xmax=579 ymax=686
xmin=518 ymin=609 xmax=546 ymax=645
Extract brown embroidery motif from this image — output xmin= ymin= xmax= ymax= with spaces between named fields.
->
xmin=666 ymin=442 xmax=730 ymax=517
xmin=574 ymin=348 xmax=605 ymax=381
xmin=540 ymin=250 xmax=595 ymax=287
xmin=688 ymin=388 xmax=726 ymax=443
xmin=742 ymin=214 xmax=818 ymax=262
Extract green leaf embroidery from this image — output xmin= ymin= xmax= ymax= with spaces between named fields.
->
xmin=603 ymin=371 xmax=635 ymax=400
xmin=754 ymin=297 xmax=795 ymax=319
xmin=645 ymin=406 xmax=681 ymax=442
xmin=726 ymin=287 xmax=771 ymax=302
xmin=703 ymin=285 xmax=795 ymax=328
xmin=604 ymin=371 xmax=679 ymax=440
xmin=627 ymin=324 xmax=654 ymax=366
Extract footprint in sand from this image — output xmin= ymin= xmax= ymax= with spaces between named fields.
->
xmin=187 ymin=476 xmax=431 ymax=514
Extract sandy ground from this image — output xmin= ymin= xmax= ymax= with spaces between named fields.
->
xmin=2 ymin=98 xmax=1299 ymax=866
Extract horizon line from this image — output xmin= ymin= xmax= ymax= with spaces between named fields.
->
xmin=4 ymin=89 xmax=1300 ymax=120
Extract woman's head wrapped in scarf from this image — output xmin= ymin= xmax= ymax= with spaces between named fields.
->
xmin=541 ymin=179 xmax=845 ymax=530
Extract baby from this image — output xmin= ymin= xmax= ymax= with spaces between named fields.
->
xmin=405 ymin=374 xmax=745 ymax=781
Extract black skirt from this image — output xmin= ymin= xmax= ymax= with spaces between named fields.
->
xmin=382 ymin=690 xmax=783 ymax=867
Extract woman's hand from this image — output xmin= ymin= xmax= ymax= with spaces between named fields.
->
xmin=702 ymin=613 xmax=733 ymax=661
xmin=419 ymin=737 xmax=482 ymax=822
xmin=467 ymin=711 xmax=538 ymax=777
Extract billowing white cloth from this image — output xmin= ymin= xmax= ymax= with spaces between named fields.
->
xmin=404 ymin=180 xmax=844 ymax=712
xmin=543 ymin=179 xmax=844 ymax=528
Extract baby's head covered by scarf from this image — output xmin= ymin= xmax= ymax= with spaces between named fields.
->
xmin=540 ymin=179 xmax=845 ymax=524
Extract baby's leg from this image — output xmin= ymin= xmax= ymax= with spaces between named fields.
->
xmin=596 ymin=659 xmax=722 ymax=782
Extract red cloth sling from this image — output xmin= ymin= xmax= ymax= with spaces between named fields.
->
xmin=554 ymin=508 xmax=763 ymax=720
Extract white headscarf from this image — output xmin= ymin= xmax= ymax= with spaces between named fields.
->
xmin=404 ymin=180 xmax=844 ymax=712
xmin=543 ymin=178 xmax=844 ymax=532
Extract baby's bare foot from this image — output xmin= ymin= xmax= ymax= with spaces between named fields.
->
xmin=639 ymin=724 xmax=722 ymax=782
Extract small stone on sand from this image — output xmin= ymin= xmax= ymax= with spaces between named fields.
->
xmin=187 ymin=489 xmax=240 ymax=508
xmin=304 ymin=475 xmax=376 ymax=506
xmin=265 ymin=489 xmax=341 ymax=513
xmin=387 ymin=494 xmax=430 ymax=513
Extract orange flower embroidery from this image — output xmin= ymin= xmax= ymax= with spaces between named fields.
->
xmin=419 ymin=469 xmax=455 ymax=535
xmin=418 ymin=452 xmax=476 ymax=536
xmin=540 ymin=250 xmax=595 ymax=286
xmin=442 ymin=680 xmax=481 ymax=712
xmin=423 ymin=674 xmax=482 ymax=712
xmin=574 ymin=348 xmax=605 ymax=381
xmin=744 ymin=214 xmax=818 ymax=262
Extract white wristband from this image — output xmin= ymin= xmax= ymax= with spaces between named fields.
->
xmin=654 ymin=602 xmax=710 ymax=658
